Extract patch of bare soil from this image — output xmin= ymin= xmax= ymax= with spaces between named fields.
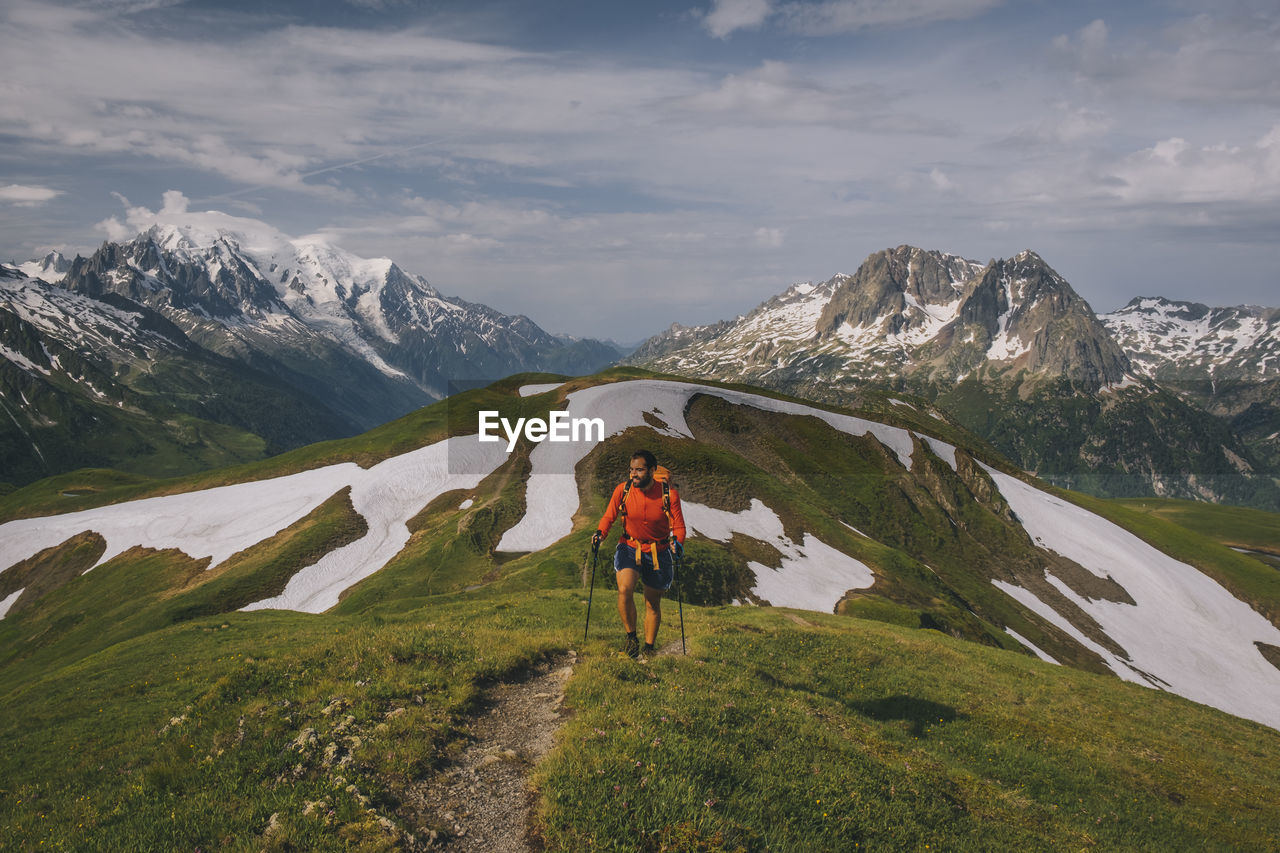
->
xmin=405 ymin=652 xmax=576 ymax=851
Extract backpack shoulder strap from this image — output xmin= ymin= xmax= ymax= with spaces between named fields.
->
xmin=618 ymin=480 xmax=632 ymax=517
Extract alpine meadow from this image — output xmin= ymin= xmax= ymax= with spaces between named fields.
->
xmin=2 ymin=370 xmax=1280 ymax=850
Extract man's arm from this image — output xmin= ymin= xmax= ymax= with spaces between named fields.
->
xmin=596 ymin=482 xmax=625 ymax=540
xmin=668 ymin=487 xmax=687 ymax=544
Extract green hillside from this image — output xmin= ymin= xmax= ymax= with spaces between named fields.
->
xmin=3 ymin=369 xmax=1280 ymax=849
xmin=4 ymin=584 xmax=1279 ymax=851
xmin=1112 ymin=496 xmax=1280 ymax=558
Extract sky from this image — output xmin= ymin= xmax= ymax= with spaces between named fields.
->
xmin=1 ymin=0 xmax=1278 ymax=338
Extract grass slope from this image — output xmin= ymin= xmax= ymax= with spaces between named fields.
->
xmin=5 ymin=369 xmax=1280 ymax=849
xmin=4 ymin=584 xmax=1280 ymax=851
xmin=1112 ymin=497 xmax=1280 ymax=556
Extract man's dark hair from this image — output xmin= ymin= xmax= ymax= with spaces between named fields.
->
xmin=631 ymin=449 xmax=657 ymax=469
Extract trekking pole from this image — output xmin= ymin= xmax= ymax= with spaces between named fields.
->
xmin=584 ymin=539 xmax=600 ymax=643
xmin=673 ymin=536 xmax=686 ymax=655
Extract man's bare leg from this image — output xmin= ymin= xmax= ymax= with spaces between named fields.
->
xmin=643 ymin=584 xmax=663 ymax=646
xmin=616 ymin=568 xmax=639 ymax=634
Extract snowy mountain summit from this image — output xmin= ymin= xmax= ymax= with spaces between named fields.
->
xmin=1102 ymin=297 xmax=1280 ymax=382
xmin=632 ymin=245 xmax=1130 ymax=391
xmin=54 ymin=209 xmax=618 ymax=428
xmin=0 ymin=208 xmax=619 ymax=486
xmin=629 ymin=245 xmax=1280 ymax=508
xmin=16 ymin=250 xmax=71 ymax=283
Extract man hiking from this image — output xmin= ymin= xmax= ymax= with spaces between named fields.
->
xmin=592 ymin=449 xmax=686 ymax=660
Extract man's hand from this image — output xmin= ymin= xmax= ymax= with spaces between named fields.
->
xmin=591 ymin=530 xmax=603 ymax=549
xmin=671 ymin=536 xmax=683 ymax=558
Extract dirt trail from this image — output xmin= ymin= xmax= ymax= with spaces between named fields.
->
xmin=407 ymin=651 xmax=576 ymax=851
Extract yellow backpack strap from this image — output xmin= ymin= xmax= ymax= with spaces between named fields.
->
xmin=619 ymin=480 xmax=632 ymax=517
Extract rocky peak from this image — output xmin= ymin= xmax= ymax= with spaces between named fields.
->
xmin=15 ymin=250 xmax=71 ymax=283
xmin=63 ymin=234 xmax=282 ymax=319
xmin=948 ymin=251 xmax=1128 ymax=387
xmin=816 ymin=246 xmax=982 ymax=337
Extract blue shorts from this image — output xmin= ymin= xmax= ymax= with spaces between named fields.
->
xmin=614 ymin=542 xmax=674 ymax=591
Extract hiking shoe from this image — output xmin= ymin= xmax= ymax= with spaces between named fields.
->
xmin=624 ymin=633 xmax=640 ymax=659
xmin=639 ymin=642 xmax=656 ymax=663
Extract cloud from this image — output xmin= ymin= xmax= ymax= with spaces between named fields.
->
xmin=1052 ymin=18 xmax=1110 ymax=72
xmin=1054 ymin=11 xmax=1280 ymax=106
xmin=754 ymin=226 xmax=785 ymax=247
xmin=0 ymin=184 xmax=62 ymax=206
xmin=5 ymin=0 xmax=1279 ymax=331
xmin=777 ymin=0 xmax=1006 ymax=35
xmin=669 ymin=61 xmax=949 ymax=134
xmin=94 ymin=189 xmax=193 ymax=242
xmin=1107 ymin=125 xmax=1280 ymax=206
xmin=1001 ymin=102 xmax=1113 ymax=148
xmin=928 ymin=168 xmax=954 ymax=192
xmin=702 ymin=0 xmax=775 ymax=38
xmin=159 ymin=190 xmax=190 ymax=215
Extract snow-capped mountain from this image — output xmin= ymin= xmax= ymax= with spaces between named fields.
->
xmin=1101 ymin=297 xmax=1280 ymax=474
xmin=0 ymin=210 xmax=620 ymax=487
xmin=630 ymin=246 xmax=1277 ymax=508
xmin=0 ymin=263 xmax=357 ymax=485
xmin=633 ymin=246 xmax=1129 ymax=391
xmin=15 ymin=250 xmax=71 ymax=283
xmin=58 ymin=212 xmax=618 ymax=431
xmin=1102 ymin=298 xmax=1280 ymax=382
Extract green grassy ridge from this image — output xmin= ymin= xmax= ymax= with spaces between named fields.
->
xmin=5 ymin=587 xmax=1280 ymax=851
xmin=0 ymin=378 xmax=271 ymax=490
xmin=544 ymin=604 xmax=1280 ymax=851
xmin=9 ymin=368 xmax=1280 ymax=848
xmin=661 ymin=395 xmax=1116 ymax=669
xmin=1112 ymin=497 xmax=1280 ymax=556
xmin=0 ymin=366 xmax=1007 ymax=523
xmin=591 ymin=366 xmax=1022 ymax=478
xmin=8 ymin=367 xmax=1278 ymax=681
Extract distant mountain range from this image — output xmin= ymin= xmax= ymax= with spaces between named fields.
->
xmin=0 ymin=212 xmax=620 ymax=487
xmin=1101 ymin=297 xmax=1280 ymax=475
xmin=629 ymin=246 xmax=1279 ymax=509
xmin=5 ymin=229 xmax=1276 ymax=508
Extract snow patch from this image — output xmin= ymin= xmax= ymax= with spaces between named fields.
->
xmin=984 ymin=464 xmax=1280 ymax=730
xmin=1004 ymin=627 xmax=1060 ymax=665
xmin=840 ymin=520 xmax=871 ymax=539
xmin=0 ymin=588 xmax=22 ymax=620
xmin=1 ymin=345 xmax=50 ymax=376
xmin=242 ymin=437 xmax=507 ymax=613
xmin=1100 ymin=375 xmax=1141 ymax=393
xmin=519 ymin=383 xmax=565 ymax=397
xmin=0 ymin=436 xmax=508 ymax=615
xmin=921 ymin=436 xmax=958 ymax=470
xmin=459 ymin=498 xmax=474 ymax=509
xmin=685 ymin=499 xmax=874 ymax=613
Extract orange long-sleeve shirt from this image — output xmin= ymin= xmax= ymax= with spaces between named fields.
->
xmin=597 ymin=480 xmax=686 ymax=547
